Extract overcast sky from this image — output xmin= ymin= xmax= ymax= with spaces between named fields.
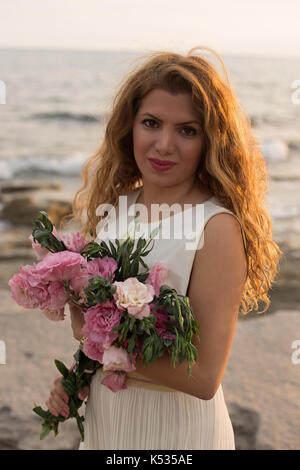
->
xmin=0 ymin=0 xmax=299 ymax=57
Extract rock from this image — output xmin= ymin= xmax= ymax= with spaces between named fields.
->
xmin=0 ymin=193 xmax=72 ymax=227
xmin=229 ymin=403 xmax=261 ymax=450
xmin=1 ymin=197 xmax=40 ymax=226
xmin=0 ymin=406 xmax=81 ymax=450
xmin=1 ymin=181 xmax=61 ymax=193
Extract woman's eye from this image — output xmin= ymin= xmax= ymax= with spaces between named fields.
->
xmin=142 ymin=119 xmax=157 ymax=128
xmin=141 ymin=119 xmax=196 ymax=136
xmin=182 ymin=126 xmax=196 ymax=136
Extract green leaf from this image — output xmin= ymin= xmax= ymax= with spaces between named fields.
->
xmin=61 ymin=378 xmax=77 ymax=396
xmin=33 ymin=406 xmax=51 ymax=420
xmin=136 ymin=238 xmax=147 ymax=251
xmin=109 ymin=240 xmax=117 ymax=257
xmin=76 ymin=414 xmax=85 ymax=441
xmin=129 ymin=316 xmax=136 ymax=331
xmin=128 ymin=334 xmax=136 ymax=353
xmin=54 ymin=359 xmax=69 ymax=379
xmin=40 ymin=423 xmax=52 ymax=440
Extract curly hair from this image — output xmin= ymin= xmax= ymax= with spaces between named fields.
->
xmin=63 ymin=45 xmax=282 ymax=315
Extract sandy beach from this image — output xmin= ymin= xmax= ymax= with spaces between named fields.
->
xmin=0 ymin=180 xmax=299 ymax=450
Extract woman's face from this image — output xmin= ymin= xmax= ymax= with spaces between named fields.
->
xmin=132 ymin=88 xmax=204 ymax=188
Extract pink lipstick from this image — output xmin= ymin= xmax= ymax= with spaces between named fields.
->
xmin=149 ymin=158 xmax=176 ymax=172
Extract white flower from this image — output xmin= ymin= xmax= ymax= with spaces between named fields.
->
xmin=113 ymin=277 xmax=154 ymax=320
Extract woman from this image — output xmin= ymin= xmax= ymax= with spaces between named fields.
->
xmin=46 ymin=46 xmax=282 ymax=449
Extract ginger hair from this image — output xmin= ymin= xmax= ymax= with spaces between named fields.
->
xmin=63 ymin=46 xmax=282 ymax=315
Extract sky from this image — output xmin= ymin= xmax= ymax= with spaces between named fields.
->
xmin=0 ymin=0 xmax=299 ymax=57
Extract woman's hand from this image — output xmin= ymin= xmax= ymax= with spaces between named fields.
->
xmin=46 ymin=373 xmax=90 ymax=418
xmin=69 ymin=303 xmax=85 ymax=340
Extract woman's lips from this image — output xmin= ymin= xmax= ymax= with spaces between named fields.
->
xmin=148 ymin=158 xmax=176 ymax=172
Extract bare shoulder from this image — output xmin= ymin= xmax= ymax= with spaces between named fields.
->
xmin=187 ymin=212 xmax=247 ymax=318
xmin=202 ymin=212 xmax=246 ymax=253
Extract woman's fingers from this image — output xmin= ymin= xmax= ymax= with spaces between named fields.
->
xmin=46 ymin=374 xmax=70 ymax=418
xmin=53 ymin=375 xmax=69 ymax=403
xmin=46 ymin=374 xmax=90 ymax=419
xmin=46 ymin=395 xmax=69 ymax=418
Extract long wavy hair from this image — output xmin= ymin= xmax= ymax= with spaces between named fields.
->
xmin=64 ymin=46 xmax=282 ymax=315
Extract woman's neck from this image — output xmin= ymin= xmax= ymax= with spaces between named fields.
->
xmin=136 ymin=180 xmax=212 ymax=209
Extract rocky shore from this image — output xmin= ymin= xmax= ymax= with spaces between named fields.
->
xmin=0 ymin=180 xmax=299 ymax=450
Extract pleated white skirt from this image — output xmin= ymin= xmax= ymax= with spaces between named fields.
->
xmin=78 ymin=369 xmax=235 ymax=450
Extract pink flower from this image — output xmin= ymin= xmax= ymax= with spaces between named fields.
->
xmin=29 ymin=227 xmax=58 ymax=261
xmin=69 ymin=271 xmax=90 ymax=292
xmin=102 ymin=345 xmax=136 ymax=372
xmin=36 ymin=251 xmax=89 ymax=287
xmin=146 ymin=262 xmax=169 ymax=297
xmin=19 ymin=263 xmax=49 ymax=288
xmin=82 ymin=300 xmax=122 ymax=349
xmin=47 ymin=281 xmax=68 ymax=310
xmin=100 ymin=372 xmax=127 ymax=392
xmin=113 ymin=277 xmax=154 ymax=320
xmin=87 ymin=257 xmax=118 ymax=281
xmin=83 ymin=339 xmax=104 ymax=363
xmin=60 ymin=232 xmax=87 ymax=253
xmin=42 ymin=306 xmax=65 ymax=321
xmin=8 ymin=272 xmax=47 ymax=309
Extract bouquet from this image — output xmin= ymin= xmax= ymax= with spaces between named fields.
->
xmin=8 ymin=211 xmax=200 ymax=441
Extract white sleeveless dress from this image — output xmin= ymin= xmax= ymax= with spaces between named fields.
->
xmin=79 ymin=187 xmax=245 ymax=450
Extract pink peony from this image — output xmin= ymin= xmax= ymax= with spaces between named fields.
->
xmin=81 ymin=300 xmax=122 ymax=349
xmin=102 ymin=345 xmax=136 ymax=372
xmin=113 ymin=277 xmax=154 ymax=320
xmin=100 ymin=372 xmax=127 ymax=392
xmin=87 ymin=256 xmax=118 ymax=281
xmin=36 ymin=251 xmax=89 ymax=287
xmin=69 ymin=271 xmax=90 ymax=292
xmin=47 ymin=281 xmax=68 ymax=310
xmin=8 ymin=272 xmax=48 ymax=309
xmin=29 ymin=226 xmax=58 ymax=261
xmin=146 ymin=262 xmax=169 ymax=297
xmin=60 ymin=232 xmax=87 ymax=253
xmin=42 ymin=306 xmax=65 ymax=321
xmin=83 ymin=339 xmax=104 ymax=363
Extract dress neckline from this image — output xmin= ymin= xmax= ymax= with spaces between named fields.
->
xmin=131 ymin=187 xmax=216 ymax=226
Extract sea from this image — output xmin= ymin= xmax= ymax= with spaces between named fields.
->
xmin=0 ymin=48 xmax=300 ymax=249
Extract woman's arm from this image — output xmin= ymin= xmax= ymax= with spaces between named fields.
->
xmin=134 ymin=213 xmax=248 ymax=400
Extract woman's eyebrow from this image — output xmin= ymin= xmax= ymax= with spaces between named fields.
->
xmin=141 ymin=112 xmax=201 ymax=126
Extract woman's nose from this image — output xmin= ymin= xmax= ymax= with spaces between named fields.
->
xmin=155 ymin=127 xmax=175 ymax=155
